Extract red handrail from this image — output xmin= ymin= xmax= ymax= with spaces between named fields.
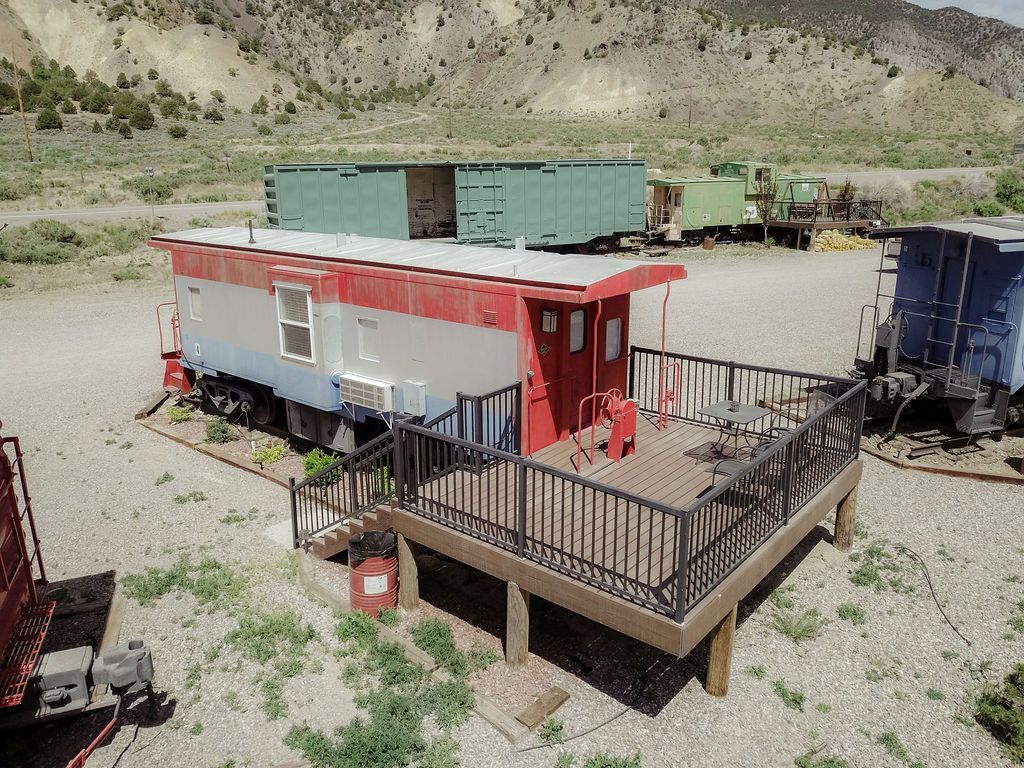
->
xmin=156 ymin=302 xmax=181 ymax=359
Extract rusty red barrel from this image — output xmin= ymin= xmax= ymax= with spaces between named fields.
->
xmin=348 ymin=531 xmax=398 ymax=617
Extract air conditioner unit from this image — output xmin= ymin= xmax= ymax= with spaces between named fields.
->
xmin=339 ymin=373 xmax=394 ymax=413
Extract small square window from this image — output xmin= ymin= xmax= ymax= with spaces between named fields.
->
xmin=569 ymin=309 xmax=586 ymax=354
xmin=358 ymin=317 xmax=380 ymax=362
xmin=605 ymin=318 xmax=622 ymax=362
xmin=188 ymin=286 xmax=202 ymax=321
xmin=541 ymin=309 xmax=558 ymax=333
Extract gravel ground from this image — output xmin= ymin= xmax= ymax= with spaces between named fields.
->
xmin=1 ymin=245 xmax=1022 ymax=768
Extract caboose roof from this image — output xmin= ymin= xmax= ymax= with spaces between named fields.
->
xmin=150 ymin=227 xmax=686 ymax=299
xmin=870 ymin=216 xmax=1024 ymax=252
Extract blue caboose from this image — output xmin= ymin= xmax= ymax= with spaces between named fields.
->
xmin=857 ymin=216 xmax=1024 ymax=435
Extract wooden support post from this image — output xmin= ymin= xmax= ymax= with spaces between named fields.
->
xmin=506 ymin=581 xmax=530 ymax=668
xmin=397 ymin=533 xmax=419 ymax=610
xmin=808 ymin=227 xmax=817 ymax=253
xmin=704 ymin=604 xmax=737 ymax=697
xmin=833 ymin=484 xmax=858 ymax=552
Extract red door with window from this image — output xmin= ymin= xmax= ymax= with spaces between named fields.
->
xmin=522 ymin=296 xmax=630 ymax=456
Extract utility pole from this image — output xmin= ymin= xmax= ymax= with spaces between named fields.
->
xmin=11 ymin=49 xmax=33 ymax=162
xmin=685 ymin=85 xmax=695 ymax=130
xmin=143 ymin=166 xmax=156 ymax=223
xmin=447 ymin=72 xmax=453 ymax=140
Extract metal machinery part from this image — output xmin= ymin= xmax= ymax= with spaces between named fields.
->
xmin=11 ymin=640 xmax=154 ymax=723
xmin=196 ymin=375 xmax=275 ymax=426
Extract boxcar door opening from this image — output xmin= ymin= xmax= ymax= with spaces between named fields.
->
xmin=405 ymin=166 xmax=457 ymax=239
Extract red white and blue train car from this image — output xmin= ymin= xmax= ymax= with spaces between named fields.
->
xmin=150 ymin=228 xmax=685 ymax=455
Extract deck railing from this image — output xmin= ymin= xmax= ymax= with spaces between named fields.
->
xmin=289 ymin=382 xmax=522 ymax=547
xmin=289 ymin=429 xmax=396 ymax=547
xmin=394 ymin=422 xmax=685 ymax=615
xmin=393 ymin=349 xmax=865 ymax=621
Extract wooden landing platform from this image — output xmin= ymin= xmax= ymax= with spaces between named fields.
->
xmin=392 ymin=416 xmax=863 ymax=656
xmin=533 ymin=415 xmax=738 ymax=508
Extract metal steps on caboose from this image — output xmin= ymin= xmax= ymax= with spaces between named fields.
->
xmin=309 ymin=506 xmax=393 ymax=560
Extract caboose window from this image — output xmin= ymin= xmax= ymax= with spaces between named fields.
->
xmin=358 ymin=317 xmax=380 ymax=362
xmin=569 ymin=309 xmax=586 ymax=353
xmin=188 ymin=287 xmax=203 ymax=321
xmin=276 ymin=285 xmax=314 ymax=363
xmin=605 ymin=318 xmax=622 ymax=361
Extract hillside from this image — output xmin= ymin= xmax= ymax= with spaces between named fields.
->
xmin=705 ymin=0 xmax=1024 ymax=101
xmin=2 ymin=0 xmax=1023 ymax=131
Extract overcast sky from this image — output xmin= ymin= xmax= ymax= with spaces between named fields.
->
xmin=910 ymin=0 xmax=1024 ymax=26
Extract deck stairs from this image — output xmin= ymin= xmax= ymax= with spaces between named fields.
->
xmin=308 ymin=505 xmax=393 ymax=560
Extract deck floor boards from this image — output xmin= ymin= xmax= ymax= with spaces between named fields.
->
xmin=411 ymin=418 xmax=769 ymax=614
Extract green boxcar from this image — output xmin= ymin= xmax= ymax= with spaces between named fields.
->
xmin=263 ymin=160 xmax=647 ymax=248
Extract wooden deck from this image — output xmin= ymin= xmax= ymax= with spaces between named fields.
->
xmin=532 ymin=414 xmax=744 ymax=508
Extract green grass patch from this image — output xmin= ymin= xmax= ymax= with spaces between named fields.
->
xmin=205 ymin=417 xmax=234 ymax=444
xmin=581 ymin=754 xmax=641 ymax=768
xmin=112 ymin=266 xmax=143 ymax=281
xmin=539 ymin=716 xmax=565 ymax=745
xmin=927 ymin=688 xmax=945 ymax=701
xmin=975 ymin=664 xmax=1024 ymax=763
xmin=120 ymin=554 xmax=246 ymax=611
xmin=220 ymin=507 xmax=259 ymax=525
xmin=745 ymin=664 xmax=767 ymax=679
xmin=224 ymin=608 xmax=316 ymax=665
xmin=849 ymin=541 xmax=916 ymax=594
xmin=794 ymin=749 xmax=849 ymax=768
xmin=251 ymin=440 xmax=286 ymax=465
xmin=168 ymin=405 xmax=194 ymax=424
xmin=773 ymin=608 xmax=827 ymax=643
xmin=154 ymin=471 xmax=174 ymax=485
xmin=174 ymin=490 xmax=208 ymax=504
xmin=836 ymin=603 xmax=866 ymax=625
xmin=772 ymin=680 xmax=806 ymax=712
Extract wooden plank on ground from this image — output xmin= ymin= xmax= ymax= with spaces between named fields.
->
xmin=475 ymin=693 xmax=531 ymax=743
xmin=516 ymin=685 xmax=570 ymax=730
xmin=134 ymin=390 xmax=170 ymax=420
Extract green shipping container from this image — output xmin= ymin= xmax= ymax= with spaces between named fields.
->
xmin=263 ymin=160 xmax=647 ymax=248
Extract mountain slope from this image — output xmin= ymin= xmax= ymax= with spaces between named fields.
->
xmin=3 ymin=0 xmax=1022 ymax=130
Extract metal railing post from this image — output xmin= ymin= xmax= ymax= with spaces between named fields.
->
xmin=517 ymin=458 xmax=527 ymax=558
xmin=727 ymin=361 xmax=736 ymax=401
xmin=348 ymin=459 xmax=360 ymax=515
xmin=628 ymin=346 xmax=636 ymax=399
xmin=782 ymin=438 xmax=797 ymax=525
xmin=674 ymin=512 xmax=691 ymax=623
xmin=288 ymin=477 xmax=299 ymax=548
xmin=514 ymin=382 xmax=523 ymax=455
xmin=392 ymin=425 xmax=406 ymax=507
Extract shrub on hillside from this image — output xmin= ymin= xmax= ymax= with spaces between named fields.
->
xmin=273 ymin=112 xmax=291 ymax=124
xmin=974 ymin=200 xmax=1006 ymax=217
xmin=203 ymin=107 xmax=224 ymax=122
xmin=118 ymin=122 xmax=133 ymax=139
xmin=129 ymin=106 xmax=155 ymax=130
xmin=283 ymin=100 xmax=296 ymax=114
xmin=256 ymin=124 xmax=272 ymax=135
xmin=0 ymin=220 xmax=83 ymax=264
xmin=168 ymin=124 xmax=188 ymax=139
xmin=995 ymin=168 xmax=1024 ymax=212
xmin=35 ymin=107 xmax=63 ymax=130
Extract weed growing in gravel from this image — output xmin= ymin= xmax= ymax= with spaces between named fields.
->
xmin=837 ymin=603 xmax=867 ymax=625
xmin=121 ymin=555 xmax=246 ymax=611
xmin=206 ymin=417 xmax=234 ymax=444
xmin=553 ymin=753 xmax=575 ymax=768
xmin=105 ymin=438 xmax=117 ymax=445
xmin=220 ymin=508 xmax=259 ymax=525
xmin=184 ymin=663 xmax=202 ymax=690
xmin=927 ymin=688 xmax=945 ymax=701
xmin=815 ymin=703 xmax=832 ymax=714
xmin=865 ymin=658 xmax=901 ymax=684
xmin=168 ymin=405 xmax=195 ymax=424
xmin=875 ymin=731 xmax=923 ymax=767
xmin=261 ymin=674 xmax=287 ymax=719
xmin=942 ymin=650 xmax=960 ymax=661
xmin=769 ymin=586 xmax=796 ymax=610
xmin=410 ymin=618 xmax=498 ymax=677
xmin=189 ymin=722 xmax=204 ymax=736
xmin=155 ymin=472 xmax=174 ymax=485
xmin=849 ymin=541 xmax=916 ymax=594
xmin=377 ymin=607 xmax=398 ymax=628
xmin=224 ymin=608 xmax=317 ymax=665
xmin=420 ymin=738 xmax=460 ymax=768
xmin=539 ymin=716 xmax=566 ymax=745
xmin=286 ymin=614 xmax=475 ymax=768
xmin=974 ymin=664 xmax=1024 ymax=763
xmin=1008 ymin=602 xmax=1024 ymax=635
xmin=119 ymin=441 xmax=133 ymax=449
xmin=174 ymin=490 xmax=208 ymax=504
xmin=745 ymin=664 xmax=767 ymax=679
xmin=794 ymin=749 xmax=849 ymax=768
xmin=581 ymin=753 xmax=641 ymax=768
xmin=773 ymin=608 xmax=827 ymax=643
xmin=250 ymin=440 xmax=287 ymax=465
xmin=223 ymin=690 xmax=244 ymax=711
xmin=772 ymin=680 xmax=806 ymax=712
